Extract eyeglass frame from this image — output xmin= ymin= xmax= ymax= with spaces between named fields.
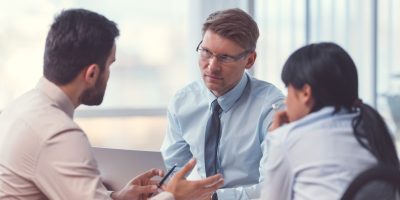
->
xmin=196 ymin=40 xmax=252 ymax=64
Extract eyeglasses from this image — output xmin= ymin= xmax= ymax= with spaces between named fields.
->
xmin=196 ymin=41 xmax=251 ymax=64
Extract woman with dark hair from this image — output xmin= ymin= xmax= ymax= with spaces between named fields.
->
xmin=260 ymin=42 xmax=399 ymax=199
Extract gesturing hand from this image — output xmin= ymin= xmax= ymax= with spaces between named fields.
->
xmin=163 ymin=159 xmax=224 ymax=200
xmin=112 ymin=168 xmax=164 ymax=200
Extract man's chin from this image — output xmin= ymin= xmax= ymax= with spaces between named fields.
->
xmin=83 ymin=102 xmax=102 ymax=106
xmin=204 ymin=84 xmax=224 ymax=96
xmin=81 ymin=96 xmax=104 ymax=106
xmin=205 ymin=83 xmax=219 ymax=91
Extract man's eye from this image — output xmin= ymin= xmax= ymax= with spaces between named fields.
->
xmin=219 ymin=55 xmax=232 ymax=62
xmin=203 ymin=49 xmax=212 ymax=55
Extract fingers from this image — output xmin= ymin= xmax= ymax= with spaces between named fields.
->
xmin=275 ymin=110 xmax=289 ymax=122
xmin=188 ymin=175 xmax=223 ymax=198
xmin=196 ymin=174 xmax=222 ymax=187
xmin=157 ymin=169 xmax=165 ymax=177
xmin=175 ymin=159 xmax=196 ymax=178
xmin=202 ymin=177 xmax=224 ymax=193
xmin=269 ymin=110 xmax=289 ymax=132
xmin=136 ymin=168 xmax=164 ymax=180
xmin=134 ymin=185 xmax=158 ymax=194
xmin=160 ymin=184 xmax=167 ymax=191
xmin=202 ymin=181 xmax=223 ymax=195
xmin=148 ymin=180 xmax=160 ymax=185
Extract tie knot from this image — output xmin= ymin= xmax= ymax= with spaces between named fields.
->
xmin=211 ymin=100 xmax=222 ymax=113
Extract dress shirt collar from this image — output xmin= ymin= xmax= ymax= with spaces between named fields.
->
xmin=205 ymin=72 xmax=249 ymax=112
xmin=271 ymin=106 xmax=355 ymax=135
xmin=36 ymin=77 xmax=75 ymax=118
xmin=299 ymin=106 xmax=351 ymax=124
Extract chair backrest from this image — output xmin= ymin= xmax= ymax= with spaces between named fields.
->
xmin=341 ymin=165 xmax=400 ymax=200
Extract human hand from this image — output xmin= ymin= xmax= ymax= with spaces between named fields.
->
xmin=162 ymin=159 xmax=224 ymax=200
xmin=111 ymin=168 xmax=164 ymax=200
xmin=269 ymin=110 xmax=289 ymax=132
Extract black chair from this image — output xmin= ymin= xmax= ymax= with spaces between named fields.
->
xmin=341 ymin=165 xmax=400 ymax=200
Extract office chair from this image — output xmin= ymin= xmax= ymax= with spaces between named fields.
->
xmin=341 ymin=165 xmax=400 ymax=200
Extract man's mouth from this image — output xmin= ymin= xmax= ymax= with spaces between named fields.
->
xmin=205 ymin=74 xmax=223 ymax=80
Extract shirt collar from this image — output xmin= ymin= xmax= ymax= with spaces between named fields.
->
xmin=36 ymin=77 xmax=75 ymax=118
xmin=205 ymin=72 xmax=249 ymax=112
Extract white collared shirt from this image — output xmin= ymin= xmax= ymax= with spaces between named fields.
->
xmin=260 ymin=107 xmax=377 ymax=200
xmin=161 ymin=73 xmax=284 ymax=199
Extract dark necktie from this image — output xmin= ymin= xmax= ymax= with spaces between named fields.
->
xmin=204 ymin=99 xmax=222 ymax=200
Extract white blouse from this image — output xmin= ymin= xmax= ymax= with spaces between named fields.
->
xmin=260 ymin=107 xmax=377 ymax=200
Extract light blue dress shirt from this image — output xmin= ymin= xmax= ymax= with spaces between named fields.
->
xmin=260 ymin=107 xmax=378 ymax=200
xmin=161 ymin=72 xmax=284 ymax=199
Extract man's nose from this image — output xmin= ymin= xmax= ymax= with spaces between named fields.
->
xmin=208 ymin=56 xmax=221 ymax=72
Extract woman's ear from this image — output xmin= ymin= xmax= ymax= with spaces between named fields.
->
xmin=301 ymin=84 xmax=314 ymax=108
xmin=83 ymin=64 xmax=100 ymax=86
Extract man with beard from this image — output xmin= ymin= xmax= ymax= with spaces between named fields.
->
xmin=0 ymin=9 xmax=223 ymax=200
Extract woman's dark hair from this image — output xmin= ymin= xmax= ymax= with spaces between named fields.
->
xmin=281 ymin=42 xmax=399 ymax=168
xmin=44 ymin=9 xmax=119 ymax=85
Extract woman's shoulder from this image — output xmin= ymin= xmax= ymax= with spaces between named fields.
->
xmin=268 ymin=107 xmax=353 ymax=146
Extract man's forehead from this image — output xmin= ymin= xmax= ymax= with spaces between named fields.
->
xmin=202 ymin=31 xmax=244 ymax=53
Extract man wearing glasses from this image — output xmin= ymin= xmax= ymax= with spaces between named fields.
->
xmin=161 ymin=8 xmax=284 ymax=200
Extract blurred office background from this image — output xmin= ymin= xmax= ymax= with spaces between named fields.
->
xmin=0 ymin=0 xmax=399 ymax=151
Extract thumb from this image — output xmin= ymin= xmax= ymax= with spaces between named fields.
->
xmin=134 ymin=185 xmax=158 ymax=194
xmin=175 ymin=159 xmax=196 ymax=178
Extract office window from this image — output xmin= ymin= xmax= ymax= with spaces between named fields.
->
xmin=75 ymin=1 xmax=193 ymax=151
xmin=377 ymin=0 xmax=400 ymax=138
xmin=0 ymin=0 xmax=251 ymax=151
xmin=255 ymin=0 xmax=374 ymax=104
xmin=254 ymin=0 xmax=306 ymax=91
xmin=2 ymin=0 xmax=398 ymax=151
xmin=0 ymin=0 xmax=193 ymax=151
xmin=255 ymin=0 xmax=399 ymax=142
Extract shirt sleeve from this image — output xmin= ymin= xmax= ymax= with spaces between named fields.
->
xmin=213 ymin=138 xmax=266 ymax=200
xmin=161 ymin=108 xmax=193 ymax=169
xmin=151 ymin=191 xmax=175 ymax=200
xmin=33 ymin=129 xmax=110 ymax=200
xmin=214 ymin=104 xmax=282 ymax=200
xmin=259 ymin=127 xmax=292 ymax=200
